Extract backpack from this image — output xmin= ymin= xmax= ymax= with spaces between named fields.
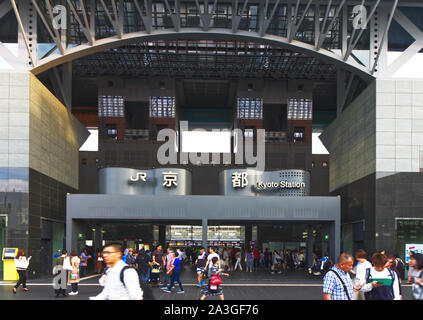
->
xmin=365 ymin=268 xmax=395 ymax=300
xmin=120 ymin=266 xmax=155 ymax=300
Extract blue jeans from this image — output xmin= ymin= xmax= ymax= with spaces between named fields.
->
xmin=162 ymin=271 xmax=171 ymax=287
xmin=167 ymin=269 xmax=183 ymax=291
xmin=139 ymin=267 xmax=150 ymax=282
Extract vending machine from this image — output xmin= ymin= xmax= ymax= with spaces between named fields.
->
xmin=2 ymin=248 xmax=18 ymax=281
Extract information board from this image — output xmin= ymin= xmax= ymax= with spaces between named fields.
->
xmin=2 ymin=248 xmax=17 ymax=260
xmin=405 ymin=244 xmax=423 ymax=263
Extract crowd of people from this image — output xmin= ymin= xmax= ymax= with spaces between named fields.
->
xmin=182 ymin=246 xmax=307 ymax=274
xmin=323 ymin=249 xmax=423 ymax=300
xmin=9 ymin=244 xmax=423 ymax=300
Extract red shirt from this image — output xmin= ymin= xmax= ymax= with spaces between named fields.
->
xmin=253 ymin=250 xmax=260 ymax=259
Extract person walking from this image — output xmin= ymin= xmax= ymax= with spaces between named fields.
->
xmin=195 ymin=247 xmax=208 ymax=287
xmin=200 ymin=257 xmax=230 ymax=300
xmin=205 ymin=247 xmax=220 ymax=278
xmin=152 ymin=245 xmax=165 ymax=284
xmin=353 ymin=249 xmax=372 ymax=300
xmin=13 ymin=249 xmax=31 ymax=294
xmin=234 ymin=249 xmax=243 ymax=271
xmin=161 ymin=248 xmax=174 ymax=290
xmin=259 ymin=250 xmax=265 ymax=269
xmin=89 ymin=243 xmax=143 ymax=300
xmin=323 ymin=253 xmax=354 ymax=300
xmin=230 ymin=247 xmax=236 ymax=270
xmin=253 ymin=248 xmax=260 ymax=271
xmin=407 ymin=253 xmax=423 ymax=300
xmin=359 ymin=253 xmax=401 ymax=300
xmin=264 ymin=248 xmax=271 ymax=270
xmin=223 ymin=248 xmax=230 ymax=271
xmin=79 ymin=249 xmax=91 ymax=278
xmin=136 ymin=248 xmax=152 ymax=284
xmin=68 ymin=251 xmax=80 ymax=296
xmin=94 ymin=249 xmax=104 ymax=274
xmin=271 ymin=250 xmax=282 ymax=274
xmin=245 ymin=250 xmax=253 ymax=273
xmin=162 ymin=251 xmax=184 ymax=294
xmin=53 ymin=250 xmax=72 ymax=298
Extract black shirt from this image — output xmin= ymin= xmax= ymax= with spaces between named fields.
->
xmin=152 ymin=250 xmax=164 ymax=266
xmin=136 ymin=251 xmax=152 ymax=276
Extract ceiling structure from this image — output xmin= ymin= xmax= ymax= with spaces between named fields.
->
xmin=72 ymin=39 xmax=338 ymax=81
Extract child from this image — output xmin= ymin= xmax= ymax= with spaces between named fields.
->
xmin=200 ymin=257 xmax=229 ymax=300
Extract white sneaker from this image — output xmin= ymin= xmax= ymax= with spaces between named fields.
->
xmin=69 ymin=291 xmax=78 ymax=296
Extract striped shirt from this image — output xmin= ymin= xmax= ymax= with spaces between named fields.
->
xmin=323 ymin=266 xmax=354 ymax=300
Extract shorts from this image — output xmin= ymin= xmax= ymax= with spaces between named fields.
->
xmin=197 ymin=267 xmax=205 ymax=274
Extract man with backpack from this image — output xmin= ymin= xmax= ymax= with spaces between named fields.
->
xmin=89 ymin=243 xmax=143 ymax=300
xmin=359 ymin=253 xmax=401 ymax=300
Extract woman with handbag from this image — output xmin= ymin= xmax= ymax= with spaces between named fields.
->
xmin=200 ymin=257 xmax=229 ymax=300
xmin=68 ymin=251 xmax=80 ymax=296
xmin=13 ymin=249 xmax=31 ymax=293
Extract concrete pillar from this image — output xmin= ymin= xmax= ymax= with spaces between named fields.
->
xmin=252 ymin=225 xmax=258 ymax=249
xmin=66 ymin=219 xmax=86 ymax=253
xmin=321 ymin=224 xmax=330 ymax=257
xmin=306 ymin=225 xmax=315 ymax=267
xmin=94 ymin=224 xmax=103 ymax=251
xmin=153 ymin=225 xmax=159 ymax=246
xmin=330 ymin=219 xmax=341 ymax=262
xmin=202 ymin=218 xmax=208 ymax=248
xmin=245 ymin=225 xmax=252 ymax=248
xmin=159 ymin=225 xmax=166 ymax=246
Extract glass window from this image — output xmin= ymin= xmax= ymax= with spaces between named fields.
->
xmin=237 ymin=98 xmax=263 ymax=119
xmin=98 ymin=96 xmax=124 ymax=117
xmin=150 ymin=96 xmax=175 ymax=118
xmin=396 ymin=219 xmax=423 ymax=270
xmin=106 ymin=124 xmax=118 ymax=139
xmin=287 ymin=98 xmax=313 ymax=120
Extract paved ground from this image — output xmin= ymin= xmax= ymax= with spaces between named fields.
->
xmin=0 ymin=264 xmax=413 ymax=300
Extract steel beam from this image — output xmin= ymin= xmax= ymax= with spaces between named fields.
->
xmin=99 ymin=0 xmax=123 ymax=38
xmin=31 ymin=0 xmax=65 ymax=54
xmin=316 ymin=0 xmax=345 ymax=51
xmin=10 ymin=0 xmax=36 ymax=67
xmin=288 ymin=0 xmax=313 ymax=43
xmin=67 ymin=0 xmax=94 ymax=44
xmin=382 ymin=8 xmax=423 ymax=77
xmin=163 ymin=0 xmax=181 ymax=32
xmin=133 ymin=0 xmax=152 ymax=34
xmin=371 ymin=0 xmax=398 ymax=74
xmin=344 ymin=0 xmax=381 ymax=61
xmin=232 ymin=0 xmax=249 ymax=33
xmin=259 ymin=0 xmax=281 ymax=37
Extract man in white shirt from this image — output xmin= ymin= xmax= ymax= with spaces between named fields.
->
xmin=90 ymin=243 xmax=143 ymax=300
xmin=353 ymin=250 xmax=372 ymax=300
xmin=205 ymin=247 xmax=220 ymax=277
